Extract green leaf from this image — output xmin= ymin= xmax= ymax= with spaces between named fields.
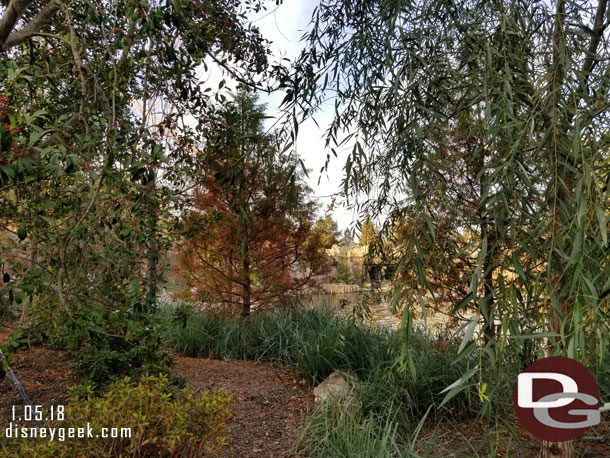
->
xmin=595 ymin=205 xmax=607 ymax=246
xmin=407 ymin=348 xmax=416 ymax=379
xmin=512 ymin=252 xmax=526 ymax=282
xmin=441 ymin=366 xmax=477 ymax=395
xmin=17 ymin=223 xmax=27 ymax=241
xmin=39 ymin=215 xmax=55 ymax=225
xmin=41 ymin=201 xmax=56 ymax=210
xmin=29 ymin=127 xmax=44 ymax=145
xmin=458 ymin=316 xmax=478 ymax=354
xmin=423 ymin=213 xmax=435 ymax=242
xmin=454 ymin=340 xmax=476 ymax=363
xmin=27 ymin=268 xmax=43 ymax=278
xmin=501 ymin=419 xmax=524 ymax=447
xmin=440 ymin=367 xmax=477 ymax=406
xmin=0 ymin=165 xmax=15 ymax=178
xmin=510 ymin=332 xmax=559 ymax=340
xmin=451 ymin=292 xmax=473 ymax=314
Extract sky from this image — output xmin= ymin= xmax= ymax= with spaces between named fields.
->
xmin=198 ymin=0 xmax=358 ymax=232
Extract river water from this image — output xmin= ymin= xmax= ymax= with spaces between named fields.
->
xmin=301 ymin=287 xmax=452 ymax=332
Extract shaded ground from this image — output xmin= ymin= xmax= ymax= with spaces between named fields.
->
xmin=177 ymin=357 xmax=313 ymax=458
xmin=0 ymin=323 xmax=313 ymax=457
xmin=0 ymin=324 xmax=78 ymax=430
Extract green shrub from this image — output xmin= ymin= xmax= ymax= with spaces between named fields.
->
xmin=63 ymin=308 xmax=176 ymax=388
xmin=71 ymin=318 xmax=176 ymax=390
xmin=1 ymin=374 xmax=232 ymax=457
xmin=6 ymin=303 xmax=177 ymax=389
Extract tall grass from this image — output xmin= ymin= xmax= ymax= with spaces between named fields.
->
xmin=161 ymin=304 xmax=481 ymax=423
xmin=162 ymin=305 xmax=393 ymax=381
xmin=160 ymin=303 xmax=610 ymax=455
xmin=296 ymin=396 xmax=411 ymax=458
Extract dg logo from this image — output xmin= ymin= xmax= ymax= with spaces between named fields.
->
xmin=514 ymin=356 xmax=600 ymax=442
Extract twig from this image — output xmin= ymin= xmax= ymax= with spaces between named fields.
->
xmin=0 ymin=346 xmax=43 ymax=427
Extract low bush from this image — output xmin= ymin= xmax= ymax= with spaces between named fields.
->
xmin=69 ymin=310 xmax=176 ymax=389
xmin=1 ymin=374 xmax=232 ymax=457
xmin=5 ymin=305 xmax=176 ymax=389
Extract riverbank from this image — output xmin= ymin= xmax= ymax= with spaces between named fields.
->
xmin=161 ymin=305 xmax=610 ymax=457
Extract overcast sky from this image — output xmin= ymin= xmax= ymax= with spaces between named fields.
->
xmin=199 ymin=0 xmax=358 ymax=232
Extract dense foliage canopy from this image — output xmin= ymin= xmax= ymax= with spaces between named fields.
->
xmin=281 ymin=2 xmax=610 ymax=449
xmin=0 ymin=0 xmax=278 ymax=383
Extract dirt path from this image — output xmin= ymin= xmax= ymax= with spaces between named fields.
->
xmin=177 ymin=357 xmax=313 ymax=457
xmin=0 ymin=325 xmax=313 ymax=456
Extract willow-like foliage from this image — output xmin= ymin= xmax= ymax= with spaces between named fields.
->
xmin=283 ymin=0 xmax=610 ymax=423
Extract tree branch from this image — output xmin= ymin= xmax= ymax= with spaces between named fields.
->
xmin=1 ymin=0 xmax=61 ymax=51
xmin=582 ymin=0 xmax=609 ymax=78
xmin=0 ymin=0 xmax=34 ymax=49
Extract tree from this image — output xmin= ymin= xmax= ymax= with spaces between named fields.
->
xmin=377 ymin=113 xmax=530 ymax=340
xmin=341 ymin=228 xmax=354 ymax=246
xmin=283 ymin=1 xmax=610 ymax=455
xmin=359 ymin=214 xmax=376 ymax=247
xmin=311 ymin=215 xmax=340 ymax=248
xmin=335 ymin=258 xmax=355 ymax=285
xmin=175 ymin=92 xmax=333 ymax=316
xmin=0 ymin=0 xmax=275 ymax=382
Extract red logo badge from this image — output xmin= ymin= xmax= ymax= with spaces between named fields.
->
xmin=514 ymin=356 xmax=600 ymax=442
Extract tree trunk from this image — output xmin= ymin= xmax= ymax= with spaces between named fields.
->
xmin=481 ymin=251 xmax=496 ymax=342
xmin=540 ymin=1 xmax=576 ymax=456
xmin=146 ymin=236 xmax=158 ymax=304
xmin=241 ymin=256 xmax=251 ymax=317
xmin=145 ymin=172 xmax=158 ymax=307
xmin=480 ymin=218 xmax=497 ymax=343
xmin=475 ymin=145 xmax=497 ymax=344
xmin=540 ymin=441 xmax=575 ymax=458
xmin=241 ymin=239 xmax=251 ymax=317
xmin=20 ymin=240 xmax=38 ymax=322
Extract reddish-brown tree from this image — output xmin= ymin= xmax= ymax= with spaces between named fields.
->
xmin=175 ymin=93 xmax=333 ymax=316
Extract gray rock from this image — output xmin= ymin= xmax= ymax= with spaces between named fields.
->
xmin=313 ymin=370 xmax=358 ymax=403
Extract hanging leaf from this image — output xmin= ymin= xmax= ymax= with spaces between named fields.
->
xmin=458 ymin=316 xmax=478 ymax=354
xmin=17 ymin=224 xmax=27 ymax=241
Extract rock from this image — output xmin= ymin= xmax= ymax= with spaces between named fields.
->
xmin=313 ymin=370 xmax=358 ymax=403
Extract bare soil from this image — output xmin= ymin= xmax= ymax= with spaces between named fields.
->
xmin=0 ymin=324 xmax=78 ymax=430
xmin=0 ymin=324 xmax=313 ymax=457
xmin=177 ymin=357 xmax=313 ymax=457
